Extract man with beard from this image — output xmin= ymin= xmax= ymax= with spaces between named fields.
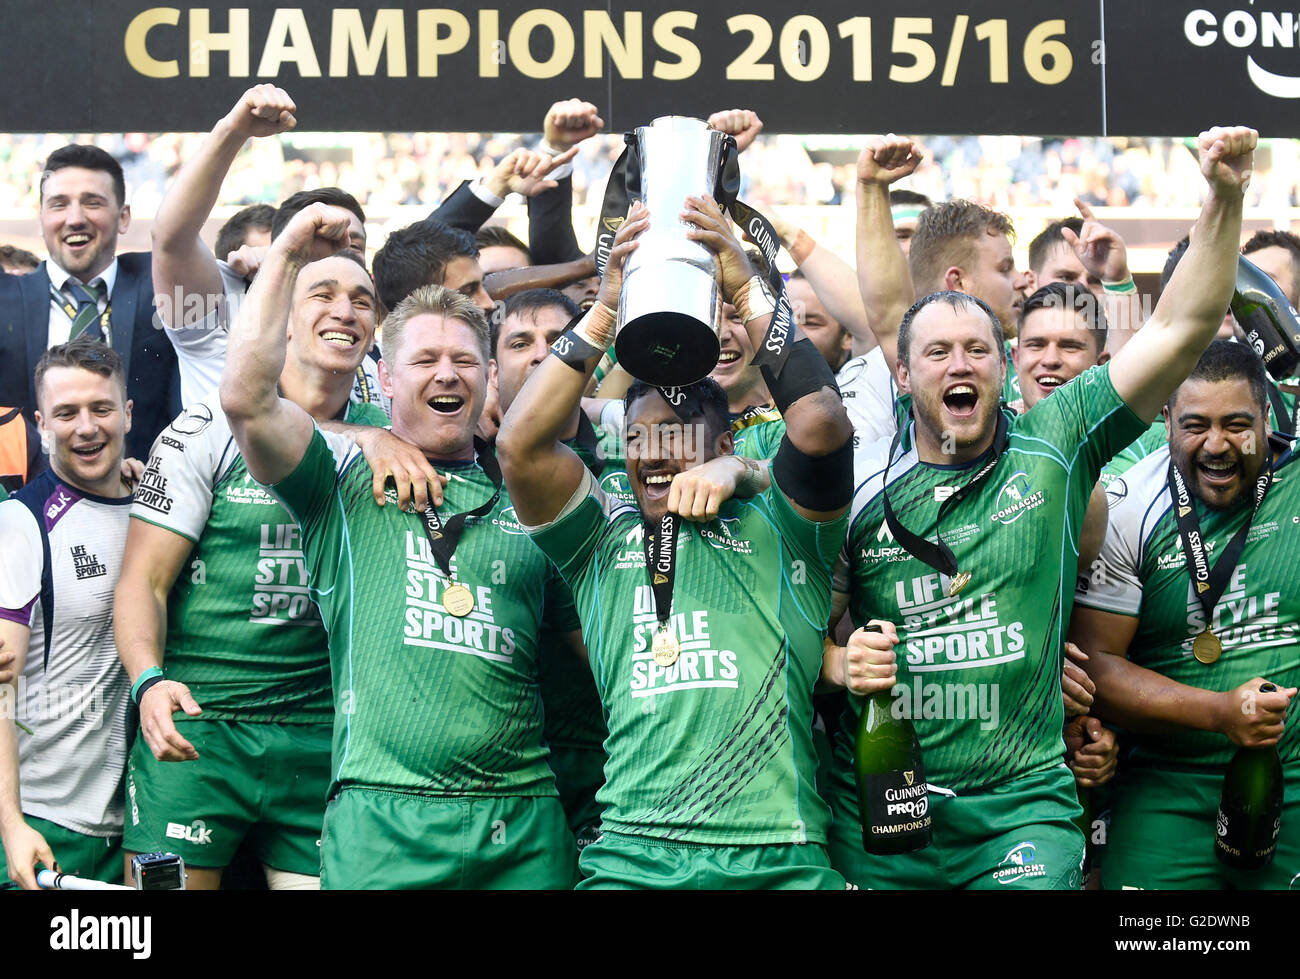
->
xmin=823 ymin=126 xmax=1257 ymax=889
xmin=497 ymin=197 xmax=854 ymax=888
xmin=847 ymin=135 xmax=1029 ymax=447
xmin=220 ymin=205 xmax=579 ymax=889
xmin=1070 ymin=339 xmax=1299 ymax=889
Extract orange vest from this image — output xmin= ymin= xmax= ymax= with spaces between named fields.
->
xmin=0 ymin=407 xmax=32 ymax=486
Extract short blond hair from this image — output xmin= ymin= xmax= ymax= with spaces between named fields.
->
xmin=380 ymin=285 xmax=490 ymax=366
xmin=908 ymin=200 xmax=1015 ymax=296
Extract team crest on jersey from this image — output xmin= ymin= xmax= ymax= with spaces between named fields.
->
xmin=993 ymin=841 xmax=1046 ymax=885
xmin=990 ymin=471 xmax=1045 ymax=525
xmin=1103 ymin=476 xmax=1128 ymax=509
xmin=601 ymin=471 xmax=636 ymax=505
xmin=699 ymin=517 xmax=752 ymax=553
xmin=492 ymin=506 xmax=526 ymax=535
xmin=169 ymin=403 xmax=213 ymax=436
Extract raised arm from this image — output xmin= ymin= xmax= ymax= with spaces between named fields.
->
xmin=152 ymin=85 xmax=296 ymax=327
xmin=768 ymin=208 xmax=874 ymax=354
xmin=498 ymin=204 xmax=649 ymax=526
xmin=529 ymin=98 xmax=604 ymax=265
xmin=219 ymin=204 xmax=351 ymax=484
xmin=1069 ymin=604 xmax=1295 ymax=747
xmin=855 ymin=135 xmax=922 ymax=379
xmin=1059 ymin=197 xmax=1144 ymax=357
xmin=683 ymin=195 xmax=854 ymax=520
xmin=1109 ymin=126 xmax=1258 ymax=421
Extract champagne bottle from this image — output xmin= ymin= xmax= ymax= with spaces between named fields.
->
xmin=1232 ymin=255 xmax=1300 ymax=381
xmin=852 ymin=624 xmax=931 ymax=855
xmin=1214 ymin=683 xmax=1285 ymax=870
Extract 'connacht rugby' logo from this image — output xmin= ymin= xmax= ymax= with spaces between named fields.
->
xmin=991 ymin=472 xmax=1045 ymax=525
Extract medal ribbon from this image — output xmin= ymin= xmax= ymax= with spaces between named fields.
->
xmin=642 ymin=511 xmax=681 ymax=637
xmin=881 ymin=410 xmax=1010 ymax=582
xmin=1166 ymin=457 xmax=1272 ymax=632
xmin=418 ymin=437 xmax=504 ymax=583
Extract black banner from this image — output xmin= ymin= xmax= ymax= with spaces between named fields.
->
xmin=0 ymin=1 xmax=1292 ymax=135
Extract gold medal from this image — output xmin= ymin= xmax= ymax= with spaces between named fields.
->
xmin=652 ymin=629 xmax=680 ymax=667
xmin=442 ymin=583 xmax=475 ymax=618
xmin=947 ymin=571 xmax=972 ymax=597
xmin=1193 ymin=629 xmax=1222 ymax=665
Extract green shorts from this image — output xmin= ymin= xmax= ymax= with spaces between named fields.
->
xmin=576 ymin=831 xmax=845 ymax=890
xmin=320 ymin=787 xmax=577 ymax=890
xmin=123 ymin=719 xmax=330 ymax=876
xmin=1103 ymin=765 xmax=1300 ymax=890
xmin=548 ymin=745 xmax=605 ymax=849
xmin=1 ymin=815 xmax=122 ymax=889
xmin=828 ymin=765 xmax=1085 ymax=890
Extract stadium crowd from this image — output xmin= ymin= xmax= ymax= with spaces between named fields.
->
xmin=0 ymin=88 xmax=1295 ymax=891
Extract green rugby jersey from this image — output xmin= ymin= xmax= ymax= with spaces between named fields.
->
xmin=1100 ymin=417 xmax=1167 ymax=492
xmin=1074 ymin=442 xmax=1300 ymax=770
xmin=538 ymin=435 xmax=609 ymax=754
xmin=837 ymin=362 xmax=1147 ymax=792
xmin=1002 ymin=340 xmax=1022 ymax=403
xmin=529 ymin=473 xmax=846 ymax=845
xmin=273 ymin=429 xmax=575 ymax=797
xmin=731 ymin=405 xmax=786 ymax=461
xmin=129 ymin=400 xmax=382 ymax=722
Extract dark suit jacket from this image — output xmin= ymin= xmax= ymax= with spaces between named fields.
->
xmin=437 ymin=176 xmax=584 ymax=265
xmin=432 ymin=180 xmax=498 ymax=233
xmin=0 ymin=252 xmax=181 ymax=461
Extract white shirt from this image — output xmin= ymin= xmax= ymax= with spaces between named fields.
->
xmin=161 ymin=260 xmax=246 ymax=407
xmin=0 ymin=474 xmax=132 ymax=836
xmin=837 ymin=346 xmax=901 ymax=476
xmin=45 ymin=257 xmax=119 ymax=348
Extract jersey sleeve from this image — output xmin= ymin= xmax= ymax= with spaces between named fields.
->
xmin=1026 ymin=362 xmax=1150 ymax=483
xmin=1073 ymin=484 xmax=1149 ymax=618
xmin=270 ymin=429 xmax=358 ymax=534
xmin=0 ymin=500 xmax=41 ymax=623
xmin=542 ymin=565 xmax=582 ymax=634
xmin=758 ymin=478 xmax=849 ymax=574
xmin=129 ymin=403 xmax=225 ymax=543
xmin=527 ymin=483 xmax=613 ymax=584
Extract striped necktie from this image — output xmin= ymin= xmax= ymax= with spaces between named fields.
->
xmin=66 ymin=278 xmax=105 ymax=341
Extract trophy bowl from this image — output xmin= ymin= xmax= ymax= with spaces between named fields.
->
xmin=614 ymin=116 xmax=730 ymax=387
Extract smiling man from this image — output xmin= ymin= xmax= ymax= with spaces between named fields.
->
xmin=220 ymin=204 xmax=579 ymax=889
xmin=0 ymin=339 xmax=134 ymax=888
xmin=824 ymin=126 xmax=1258 ymax=890
xmin=497 ymin=197 xmax=854 ymax=889
xmin=1070 ymin=339 xmax=1300 ymax=889
xmin=112 ymin=249 xmax=390 ymax=890
xmin=0 ymin=145 xmax=179 ymax=461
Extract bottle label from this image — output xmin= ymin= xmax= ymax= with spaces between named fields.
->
xmin=861 ymin=769 xmax=931 ymax=846
xmin=1214 ymin=802 xmax=1281 ymax=869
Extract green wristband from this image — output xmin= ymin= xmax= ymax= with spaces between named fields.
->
xmin=1103 ymin=277 xmax=1137 ymax=295
xmin=131 ymin=666 xmax=165 ymax=706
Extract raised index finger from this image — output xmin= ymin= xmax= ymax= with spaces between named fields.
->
xmin=1073 ymin=196 xmax=1097 ymax=222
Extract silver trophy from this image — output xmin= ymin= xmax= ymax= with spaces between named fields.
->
xmin=614 ymin=116 xmax=730 ymax=387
